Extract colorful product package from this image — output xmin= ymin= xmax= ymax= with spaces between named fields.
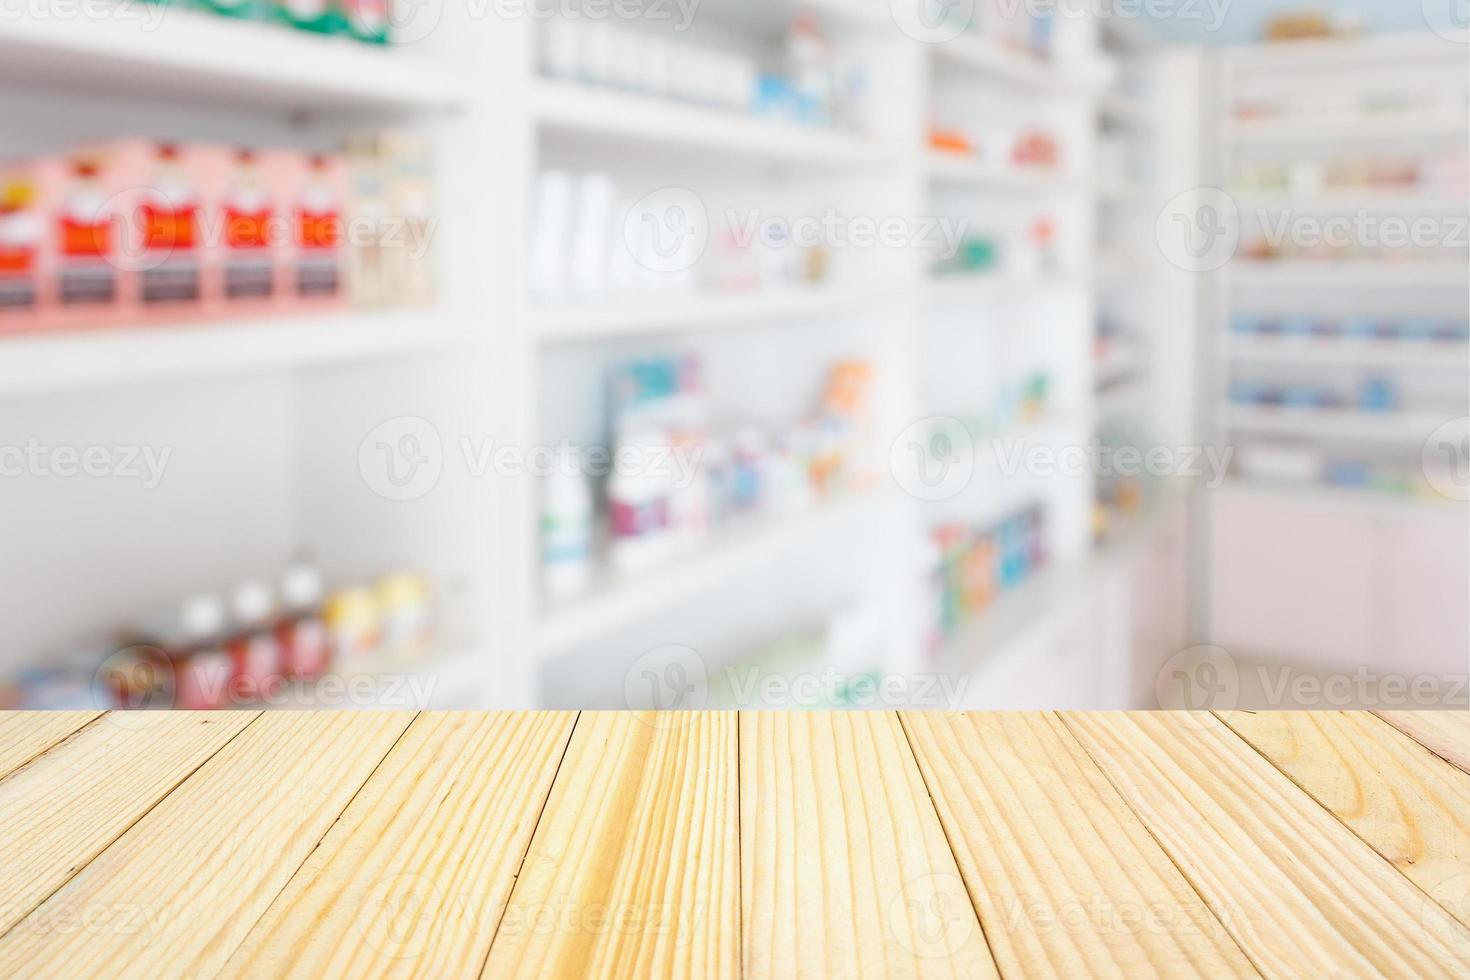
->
xmin=206 ymin=146 xmax=286 ymax=316
xmin=44 ymin=146 xmax=128 ymax=328
xmin=272 ymin=0 xmax=346 ymax=35
xmin=281 ymin=151 xmax=348 ymax=310
xmin=0 ymin=159 xmax=45 ymax=333
xmin=340 ymin=0 xmax=391 ymax=44
xmin=382 ymin=130 xmax=435 ymax=305
xmin=344 ymin=133 xmax=393 ymax=308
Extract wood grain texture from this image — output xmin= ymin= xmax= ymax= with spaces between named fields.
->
xmin=0 ymin=711 xmax=414 ymax=980
xmin=482 ymin=712 xmax=739 ymax=980
xmin=1375 ymin=711 xmax=1470 ymax=776
xmin=218 ymin=711 xmax=576 ymax=979
xmin=1063 ymin=712 xmax=1470 ymax=978
xmin=901 ymin=712 xmax=1255 ymax=978
xmin=0 ymin=711 xmax=102 ymax=780
xmin=741 ymin=711 xmax=999 ymax=979
xmin=0 ymin=711 xmax=258 ymax=935
xmin=1220 ymin=710 xmax=1470 ymax=930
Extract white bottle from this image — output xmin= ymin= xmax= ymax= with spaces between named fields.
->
xmin=529 ymin=171 xmax=573 ymax=303
xmin=542 ymin=467 xmax=593 ymax=600
xmin=571 ymin=173 xmax=615 ymax=300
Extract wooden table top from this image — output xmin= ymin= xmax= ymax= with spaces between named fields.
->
xmin=0 ymin=711 xmax=1466 ymax=978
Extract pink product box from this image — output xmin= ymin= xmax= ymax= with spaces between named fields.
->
xmin=0 ymin=159 xmax=45 ymax=334
xmin=44 ymin=140 xmax=212 ymax=329
xmin=279 ymin=152 xmax=348 ymax=313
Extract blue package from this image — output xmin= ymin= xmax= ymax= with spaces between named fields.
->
xmin=1281 ymin=315 xmax=1317 ymax=338
xmin=1229 ymin=382 xmax=1259 ymax=405
xmin=1283 ymin=385 xmax=1322 ymax=408
xmin=1341 ymin=316 xmax=1378 ymax=340
xmin=1358 ymin=376 xmax=1398 ymax=412
xmin=1325 ymin=461 xmax=1370 ymax=487
xmin=1398 ymin=318 xmax=1438 ymax=341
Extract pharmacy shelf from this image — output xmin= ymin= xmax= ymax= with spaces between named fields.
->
xmin=1219 ymin=480 xmax=1464 ymax=522
xmin=933 ymin=35 xmax=1100 ymax=91
xmin=926 ymin=273 xmax=1085 ymax=302
xmin=1221 ymin=405 xmax=1451 ymax=444
xmin=1095 ymin=345 xmax=1149 ymax=387
xmin=1228 ymin=112 xmax=1468 ymax=146
xmin=926 ymin=152 xmax=1080 ymax=192
xmin=0 ymin=310 xmax=469 ymax=397
xmin=531 ymin=285 xmax=907 ymax=341
xmin=1222 ymin=30 xmax=1470 ymax=73
xmin=933 ymin=560 xmax=1075 ymax=677
xmin=0 ymin=10 xmax=464 ymax=112
xmin=534 ymin=489 xmax=891 ymax=658
xmin=533 ymin=80 xmax=887 ymax=168
xmin=1229 ymin=261 xmax=1470 ymax=290
xmin=1227 ymin=337 xmax=1470 ymax=369
xmin=1232 ymin=191 xmax=1469 ymax=214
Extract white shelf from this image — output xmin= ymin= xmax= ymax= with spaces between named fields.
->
xmin=1232 ymin=191 xmax=1470 ymax=214
xmin=533 ymin=80 xmax=887 ymax=167
xmin=531 ymin=285 xmax=906 ymax=342
xmin=1096 ymin=181 xmax=1154 ymax=206
xmin=927 ymin=273 xmax=1084 ymax=302
xmin=1219 ymin=480 xmax=1464 ymax=521
xmin=1095 ymin=345 xmax=1148 ymax=387
xmin=1228 ymin=336 xmax=1470 ymax=369
xmin=933 ymin=36 xmax=1099 ymax=91
xmin=0 ymin=310 xmax=469 ymax=397
xmin=534 ymin=489 xmax=890 ymax=658
xmin=934 ymin=561 xmax=1072 ymax=676
xmin=1221 ymin=405 xmax=1451 ymax=444
xmin=1229 ymin=261 xmax=1470 ymax=290
xmin=1222 ymin=31 xmax=1470 ymax=73
xmin=926 ymin=152 xmax=1079 ymax=192
xmin=1229 ymin=111 xmax=1467 ymax=145
xmin=1098 ymin=93 xmax=1154 ymax=130
xmin=0 ymin=10 xmax=464 ymax=112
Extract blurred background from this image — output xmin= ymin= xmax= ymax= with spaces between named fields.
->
xmin=0 ymin=0 xmax=1465 ymax=712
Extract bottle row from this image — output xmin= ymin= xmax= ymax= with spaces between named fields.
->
xmin=529 ymin=172 xmax=832 ymax=305
xmin=924 ymin=503 xmax=1050 ymax=652
xmin=147 ymin=0 xmax=397 ymax=45
xmin=2 ymin=564 xmax=434 ymax=711
xmin=0 ymin=133 xmax=434 ymax=334
xmin=1230 ymin=313 xmax=1470 ymax=344
xmin=540 ymin=13 xmax=869 ymax=132
xmin=542 ymin=354 xmax=878 ymax=600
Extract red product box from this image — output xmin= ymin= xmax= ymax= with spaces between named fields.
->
xmin=48 ymin=140 xmax=212 ymax=328
xmin=280 ymin=151 xmax=348 ymax=312
xmin=0 ymin=159 xmax=46 ymax=334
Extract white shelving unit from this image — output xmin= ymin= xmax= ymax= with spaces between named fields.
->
xmin=1204 ymin=32 xmax=1470 ymax=675
xmin=1 ymin=2 xmax=1193 ymax=711
xmin=0 ymin=2 xmax=502 ymax=706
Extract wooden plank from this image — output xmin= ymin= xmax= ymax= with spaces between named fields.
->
xmin=1374 ymin=711 xmax=1470 ymax=776
xmin=741 ymin=711 xmax=1000 ymax=979
xmin=1063 ymin=712 xmax=1470 ymax=977
xmin=1220 ymin=710 xmax=1470 ymax=931
xmin=0 ymin=711 xmax=414 ymax=979
xmin=0 ymin=711 xmax=258 ymax=935
xmin=482 ymin=712 xmax=739 ymax=980
xmin=218 ymin=712 xmax=576 ymax=978
xmin=0 ymin=711 xmax=102 ymax=779
xmin=901 ymin=712 xmax=1255 ymax=978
